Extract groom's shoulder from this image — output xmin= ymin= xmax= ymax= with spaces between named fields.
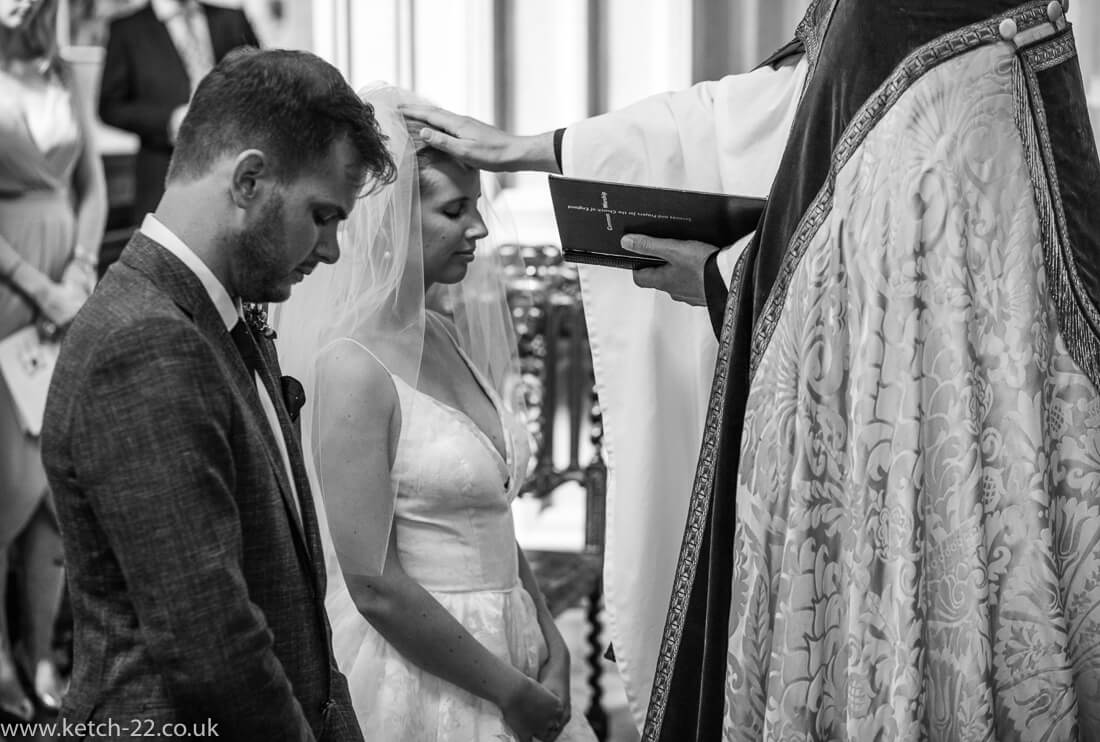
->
xmin=48 ymin=279 xmax=209 ymax=441
xmin=80 ymin=266 xmax=184 ymax=339
xmin=64 ymin=274 xmax=203 ymax=381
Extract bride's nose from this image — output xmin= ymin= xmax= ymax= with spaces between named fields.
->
xmin=466 ymin=210 xmax=489 ymax=241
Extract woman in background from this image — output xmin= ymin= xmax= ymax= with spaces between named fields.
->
xmin=0 ymin=0 xmax=106 ymax=720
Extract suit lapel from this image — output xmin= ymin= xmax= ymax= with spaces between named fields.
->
xmin=252 ymin=330 xmax=327 ymax=588
xmin=118 ymin=235 xmax=315 ymax=573
xmin=233 ymin=324 xmax=308 ymax=536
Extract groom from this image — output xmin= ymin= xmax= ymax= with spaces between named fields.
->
xmin=41 ymin=49 xmax=394 ymax=740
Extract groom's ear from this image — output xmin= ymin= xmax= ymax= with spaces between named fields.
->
xmin=229 ymin=149 xmax=271 ymax=208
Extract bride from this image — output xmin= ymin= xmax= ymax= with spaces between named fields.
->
xmin=274 ymin=85 xmax=597 ymax=742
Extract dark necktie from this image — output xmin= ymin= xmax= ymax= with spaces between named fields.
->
xmin=230 ymin=319 xmax=304 ymax=515
xmin=231 ymin=320 xmax=305 ymax=423
xmin=230 ymin=320 xmax=264 ymax=378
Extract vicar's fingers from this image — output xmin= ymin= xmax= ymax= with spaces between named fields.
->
xmin=399 ymin=103 xmax=462 ymax=131
xmin=400 ymin=104 xmax=514 ymax=170
xmin=401 ymin=104 xmax=559 ymax=173
xmin=625 ymin=235 xmax=717 ymax=306
xmin=622 ymin=234 xmax=716 ymax=262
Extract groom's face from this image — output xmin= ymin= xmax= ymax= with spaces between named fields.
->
xmin=233 ymin=136 xmax=363 ymax=303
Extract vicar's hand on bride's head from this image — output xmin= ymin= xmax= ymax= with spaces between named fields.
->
xmin=623 ymin=234 xmax=718 ymax=306
xmin=399 ymin=103 xmax=560 ymax=174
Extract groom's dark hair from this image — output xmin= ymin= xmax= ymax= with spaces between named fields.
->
xmin=167 ymin=48 xmax=395 ymax=187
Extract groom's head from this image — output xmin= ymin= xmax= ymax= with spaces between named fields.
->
xmin=162 ymin=49 xmax=396 ymax=303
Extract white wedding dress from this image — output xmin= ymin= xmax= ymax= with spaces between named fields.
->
xmin=325 ymin=333 xmax=598 ymax=742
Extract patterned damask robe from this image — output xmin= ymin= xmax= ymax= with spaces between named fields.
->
xmin=646 ymin=1 xmax=1100 ymax=740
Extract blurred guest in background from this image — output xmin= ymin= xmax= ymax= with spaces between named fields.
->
xmin=0 ymin=0 xmax=106 ymax=721
xmin=98 ymin=0 xmax=258 ymax=228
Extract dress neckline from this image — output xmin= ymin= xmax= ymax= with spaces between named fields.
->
xmin=415 ymin=389 xmax=512 ymax=476
xmin=1 ymin=62 xmax=79 ymax=170
xmin=411 ymin=324 xmax=513 ymax=486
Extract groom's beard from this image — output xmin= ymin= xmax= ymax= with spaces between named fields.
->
xmin=232 ymin=193 xmax=292 ymax=303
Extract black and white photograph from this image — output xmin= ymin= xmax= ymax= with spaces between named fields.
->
xmin=2 ymin=1 xmax=1100 ymax=740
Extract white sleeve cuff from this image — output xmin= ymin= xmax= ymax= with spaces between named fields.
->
xmin=716 ymin=231 xmax=756 ymax=288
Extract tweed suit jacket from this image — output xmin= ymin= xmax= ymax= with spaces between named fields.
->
xmin=41 ymin=232 xmax=362 ymax=741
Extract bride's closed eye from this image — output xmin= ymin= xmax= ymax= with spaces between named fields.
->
xmin=442 ymin=201 xmax=467 ymax=219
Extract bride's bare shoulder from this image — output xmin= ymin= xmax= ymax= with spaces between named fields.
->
xmin=315 ymin=338 xmax=398 ymax=407
xmin=313 ymin=339 xmax=403 ymax=452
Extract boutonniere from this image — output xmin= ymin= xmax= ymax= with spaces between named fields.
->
xmin=243 ymin=303 xmax=277 ymax=339
xmin=280 ymin=375 xmax=306 ymax=424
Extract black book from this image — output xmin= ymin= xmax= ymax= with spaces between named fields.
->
xmin=548 ymin=174 xmax=766 ymax=270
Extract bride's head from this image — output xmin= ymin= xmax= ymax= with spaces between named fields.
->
xmin=406 ymin=120 xmax=489 ymax=289
xmin=274 ymin=84 xmax=524 ymax=461
xmin=274 ymin=84 xmax=518 ymax=379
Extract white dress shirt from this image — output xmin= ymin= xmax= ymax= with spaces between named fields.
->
xmin=140 ymin=214 xmax=302 ymax=524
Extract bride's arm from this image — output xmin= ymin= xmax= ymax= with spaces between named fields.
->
xmin=347 ymin=535 xmax=562 ymax=726
xmin=317 ymin=345 xmax=564 ymax=740
xmin=314 ymin=342 xmax=401 ymax=577
xmin=346 ymin=530 xmax=571 ymax=742
xmin=517 ymin=546 xmax=572 ymax=719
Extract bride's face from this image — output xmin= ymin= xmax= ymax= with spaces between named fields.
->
xmin=419 ymin=159 xmax=488 ymax=287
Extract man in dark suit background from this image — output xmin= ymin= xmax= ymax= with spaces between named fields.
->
xmin=99 ymin=0 xmax=259 ymax=227
xmin=41 ymin=48 xmax=395 ymax=740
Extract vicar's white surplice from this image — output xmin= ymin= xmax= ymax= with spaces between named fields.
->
xmin=561 ymin=56 xmax=808 ymax=729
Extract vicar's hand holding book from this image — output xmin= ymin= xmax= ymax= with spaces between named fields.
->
xmin=622 ymin=234 xmax=718 ymax=306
